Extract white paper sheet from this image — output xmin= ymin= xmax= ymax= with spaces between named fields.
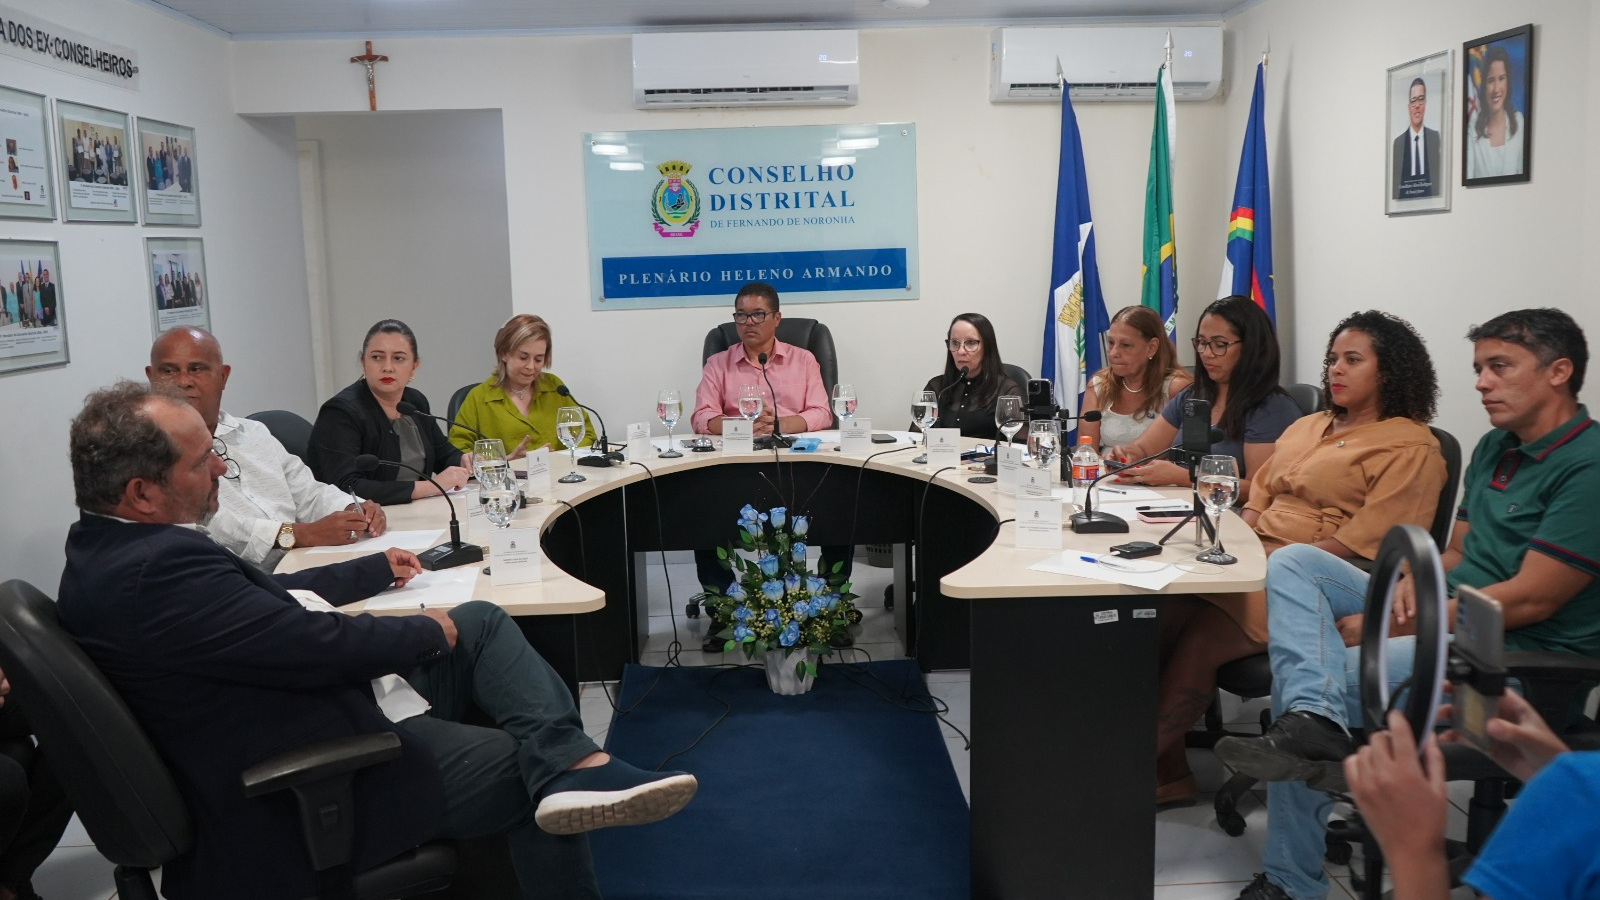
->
xmin=363 ymin=566 xmax=480 ymax=610
xmin=303 ymin=529 xmax=444 ymax=554
xmin=1027 ymin=552 xmax=1182 ymax=591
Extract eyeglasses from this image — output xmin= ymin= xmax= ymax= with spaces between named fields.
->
xmin=1191 ymin=337 xmax=1243 ymax=356
xmin=732 ymin=310 xmax=772 ymax=325
xmin=1408 ymin=95 xmax=1427 ymax=106
xmin=212 ymin=437 xmax=240 ymax=480
xmin=946 ymin=339 xmax=982 ymax=352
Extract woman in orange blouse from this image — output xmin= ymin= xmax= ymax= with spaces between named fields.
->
xmin=1156 ymin=311 xmax=1447 ymax=804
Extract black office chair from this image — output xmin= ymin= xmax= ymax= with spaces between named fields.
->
xmin=247 ymin=409 xmax=316 ymax=469
xmin=702 ymin=317 xmax=839 ymax=427
xmin=1001 ymin=363 xmax=1032 ymax=393
xmin=1287 ymin=383 xmax=1324 ymax=417
xmin=0 ymin=579 xmax=456 ymax=900
xmin=1202 ymin=425 xmax=1463 ymax=836
xmin=446 ymin=383 xmax=477 ymax=428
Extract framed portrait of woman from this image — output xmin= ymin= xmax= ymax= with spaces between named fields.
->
xmin=1462 ymin=24 xmax=1533 ymax=187
xmin=1385 ymin=51 xmax=1451 ymax=216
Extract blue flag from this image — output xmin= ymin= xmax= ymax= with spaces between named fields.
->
xmin=1217 ymin=62 xmax=1275 ymax=322
xmin=1041 ymin=81 xmax=1108 ymax=419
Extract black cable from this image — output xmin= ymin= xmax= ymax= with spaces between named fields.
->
xmin=846 ymin=444 xmax=920 ymax=551
xmin=628 ymin=461 xmax=683 ymax=669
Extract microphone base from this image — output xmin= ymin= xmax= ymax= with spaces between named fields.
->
xmin=1070 ymin=511 xmax=1131 ymax=534
xmin=418 ymin=541 xmax=484 ymax=571
xmin=577 ymin=456 xmax=614 ymax=468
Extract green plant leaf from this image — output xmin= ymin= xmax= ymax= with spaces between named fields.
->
xmin=739 ymin=530 xmax=754 ymax=545
xmin=716 ymin=546 xmax=728 ymax=560
xmin=830 ymin=560 xmax=844 ymax=574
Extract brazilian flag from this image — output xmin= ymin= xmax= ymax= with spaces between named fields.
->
xmin=1139 ymin=65 xmax=1178 ymax=341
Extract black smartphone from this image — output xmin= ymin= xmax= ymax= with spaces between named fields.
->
xmin=1450 ymin=585 xmax=1505 ymax=752
xmin=1108 ymin=541 xmax=1162 ymax=559
xmin=1180 ymin=398 xmax=1212 ymax=454
xmin=870 ymin=433 xmax=897 ymax=444
xmin=1026 ymin=378 xmax=1055 ymax=417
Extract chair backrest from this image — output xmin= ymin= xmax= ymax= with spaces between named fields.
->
xmin=1287 ymin=383 xmax=1324 ymax=417
xmin=446 ymin=383 xmax=477 ymax=427
xmin=1428 ymin=426 xmax=1463 ymax=551
xmin=1001 ymin=363 xmax=1032 ymax=391
xmin=702 ymin=317 xmax=839 ymax=428
xmin=0 ymin=580 xmax=192 ymax=868
xmin=246 ymin=409 xmax=315 ymax=468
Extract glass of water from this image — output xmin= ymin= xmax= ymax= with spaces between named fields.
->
xmin=1028 ymin=419 xmax=1060 ymax=472
xmin=1194 ymin=454 xmax=1239 ymax=565
xmin=657 ymin=389 xmax=683 ymax=459
xmin=995 ymin=395 xmax=1024 ymax=444
xmin=737 ymin=383 xmax=763 ymax=423
xmin=473 ymin=438 xmax=507 ymax=506
xmin=481 ymin=466 xmax=520 ymax=529
xmin=832 ymin=383 xmax=858 ymax=421
xmin=911 ymin=389 xmax=938 ymax=463
xmin=555 ymin=406 xmax=587 ymax=483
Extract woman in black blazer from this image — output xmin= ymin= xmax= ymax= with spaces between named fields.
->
xmin=309 ymin=319 xmax=472 ymax=505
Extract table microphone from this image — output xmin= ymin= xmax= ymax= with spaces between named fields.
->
xmin=353 ymin=454 xmax=483 ymax=570
xmin=554 ymin=385 xmax=623 ymax=466
xmin=755 ymin=352 xmax=793 ymax=448
xmin=1071 ymin=425 xmax=1227 ymax=534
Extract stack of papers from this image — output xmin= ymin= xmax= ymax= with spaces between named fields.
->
xmin=1028 ymin=552 xmax=1182 ymax=591
xmin=363 ymin=566 xmax=480 ymax=610
xmin=304 ymin=529 xmax=444 ymax=554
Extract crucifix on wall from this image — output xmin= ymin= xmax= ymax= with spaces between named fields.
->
xmin=350 ymin=40 xmax=389 ymax=111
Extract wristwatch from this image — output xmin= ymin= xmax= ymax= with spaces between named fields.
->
xmin=277 ymin=522 xmax=297 ymax=550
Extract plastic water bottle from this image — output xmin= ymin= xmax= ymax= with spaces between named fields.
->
xmin=1069 ymin=436 xmax=1102 ymax=510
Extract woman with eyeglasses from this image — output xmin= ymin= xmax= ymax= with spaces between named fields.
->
xmin=1106 ymin=295 xmax=1300 ymax=502
xmin=1078 ymin=306 xmax=1193 ymax=455
xmin=449 ymin=313 xmax=593 ymax=457
xmin=912 ymin=312 xmax=1022 ymax=440
xmin=309 ymin=319 xmax=474 ymax=505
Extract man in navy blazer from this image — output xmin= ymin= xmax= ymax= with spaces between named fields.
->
xmin=58 ymin=382 xmax=696 ymax=900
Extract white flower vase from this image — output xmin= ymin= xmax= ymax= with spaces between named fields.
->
xmin=762 ymin=647 xmax=816 ymax=695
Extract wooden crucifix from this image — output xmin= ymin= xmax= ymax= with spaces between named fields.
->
xmin=350 ymin=40 xmax=389 ymax=111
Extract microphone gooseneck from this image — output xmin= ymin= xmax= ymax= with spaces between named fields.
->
xmin=1069 ymin=447 xmax=1170 ymax=534
xmin=555 ymin=384 xmax=624 ymax=466
xmin=396 ymin=400 xmax=489 ymax=444
xmin=756 ymin=352 xmax=792 ymax=448
xmin=352 ymin=453 xmax=483 ymax=570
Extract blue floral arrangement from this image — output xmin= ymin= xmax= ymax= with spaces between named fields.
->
xmin=703 ymin=504 xmax=858 ymax=679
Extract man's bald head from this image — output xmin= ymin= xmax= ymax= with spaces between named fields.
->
xmin=146 ymin=326 xmax=230 ymax=433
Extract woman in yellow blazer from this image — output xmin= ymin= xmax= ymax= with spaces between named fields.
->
xmin=449 ymin=314 xmax=593 ymax=457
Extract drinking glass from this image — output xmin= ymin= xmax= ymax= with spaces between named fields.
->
xmin=737 ymin=383 xmax=763 ymax=422
xmin=831 ymin=383 xmax=858 ymax=421
xmin=1194 ymin=454 xmax=1239 ymax=565
xmin=657 ymin=389 xmax=683 ymax=458
xmin=473 ymin=438 xmax=508 ymax=506
xmin=911 ymin=389 xmax=938 ymax=463
xmin=1028 ymin=419 xmax=1060 ymax=472
xmin=995 ymin=395 xmax=1024 ymax=444
xmin=555 ymin=406 xmax=587 ymax=483
xmin=481 ymin=466 xmax=520 ymax=529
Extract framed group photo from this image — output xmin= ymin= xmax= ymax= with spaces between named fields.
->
xmin=0 ymin=85 xmax=57 ymax=221
xmin=1462 ymin=24 xmax=1534 ymax=186
xmin=146 ymin=237 xmax=209 ymax=336
xmin=0 ymin=240 xmax=68 ymax=375
xmin=1385 ymin=50 xmax=1452 ymax=216
xmin=136 ymin=117 xmax=201 ymax=226
xmin=55 ymin=99 xmax=136 ymax=223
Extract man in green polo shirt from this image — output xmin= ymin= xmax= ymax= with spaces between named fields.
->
xmin=1211 ymin=307 xmax=1598 ymax=900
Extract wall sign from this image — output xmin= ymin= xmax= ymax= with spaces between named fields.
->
xmin=0 ymin=4 xmax=140 ymax=90
xmin=582 ymin=123 xmax=920 ymax=310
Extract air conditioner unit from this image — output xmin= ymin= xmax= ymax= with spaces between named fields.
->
xmin=990 ymin=25 xmax=1223 ymax=103
xmin=632 ymin=30 xmax=859 ymax=109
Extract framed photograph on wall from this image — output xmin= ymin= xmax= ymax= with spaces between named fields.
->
xmin=135 ymin=117 xmax=201 ymax=226
xmin=1385 ymin=51 xmax=1451 ymax=216
xmin=0 ymin=85 xmax=57 ymax=221
xmin=55 ymin=99 xmax=136 ymax=223
xmin=1462 ymin=24 xmax=1533 ymax=186
xmin=146 ymin=237 xmax=210 ymax=336
xmin=0 ymin=240 xmax=69 ymax=375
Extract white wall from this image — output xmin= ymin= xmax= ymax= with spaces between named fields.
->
xmin=1224 ymin=0 xmax=1600 ymax=454
xmin=232 ymin=27 xmax=1237 ymax=433
xmin=294 ymin=110 xmax=513 ymax=410
xmin=0 ymin=0 xmax=314 ymax=591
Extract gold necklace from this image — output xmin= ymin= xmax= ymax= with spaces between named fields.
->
xmin=1120 ymin=377 xmax=1144 ymax=393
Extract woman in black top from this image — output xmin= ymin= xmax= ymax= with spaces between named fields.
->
xmin=309 ymin=319 xmax=472 ymax=505
xmin=914 ymin=312 xmax=1022 ymax=440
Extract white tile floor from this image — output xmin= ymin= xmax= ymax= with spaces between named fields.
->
xmin=35 ymin=554 xmax=1482 ymax=900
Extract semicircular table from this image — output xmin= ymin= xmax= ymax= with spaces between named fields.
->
xmin=281 ymin=436 xmax=1266 ymax=900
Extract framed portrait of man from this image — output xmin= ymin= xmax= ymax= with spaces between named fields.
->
xmin=1385 ymin=51 xmax=1451 ymax=216
xmin=1462 ymin=24 xmax=1534 ymax=187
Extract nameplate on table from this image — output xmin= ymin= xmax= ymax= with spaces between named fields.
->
xmin=925 ymin=428 xmax=961 ymax=471
xmin=723 ymin=418 xmax=754 ymax=455
xmin=626 ymin=422 xmax=651 ymax=461
xmin=524 ymin=448 xmax=551 ymax=497
xmin=490 ymin=527 xmax=541 ymax=586
xmin=1017 ymin=468 xmax=1053 ymax=498
xmin=997 ymin=443 xmax=1023 ymax=493
xmin=1014 ymin=498 xmax=1063 ymax=550
xmin=840 ymin=417 xmax=872 ymax=454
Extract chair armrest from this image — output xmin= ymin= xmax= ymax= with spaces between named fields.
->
xmin=240 ymin=732 xmax=401 ymax=798
xmin=1505 ymin=651 xmax=1600 ymax=683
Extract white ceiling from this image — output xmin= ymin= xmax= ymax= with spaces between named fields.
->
xmin=141 ymin=0 xmax=1247 ymax=38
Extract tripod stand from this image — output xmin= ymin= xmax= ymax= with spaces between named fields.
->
xmin=1157 ymin=450 xmax=1220 ymax=551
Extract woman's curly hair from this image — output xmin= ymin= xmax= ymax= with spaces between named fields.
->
xmin=1322 ymin=310 xmax=1438 ymax=422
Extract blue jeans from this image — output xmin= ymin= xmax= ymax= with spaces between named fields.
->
xmin=1260 ymin=545 xmax=1416 ymax=900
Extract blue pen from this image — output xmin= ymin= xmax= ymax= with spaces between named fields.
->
xmin=1079 ymin=555 xmax=1099 ymax=564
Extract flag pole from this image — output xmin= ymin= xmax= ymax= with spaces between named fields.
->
xmin=1262 ymin=34 xmax=1270 ymax=68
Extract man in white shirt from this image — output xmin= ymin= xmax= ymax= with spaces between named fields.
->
xmin=147 ymin=326 xmax=383 ymax=568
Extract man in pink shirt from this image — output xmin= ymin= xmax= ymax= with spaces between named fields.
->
xmin=690 ymin=282 xmax=832 ymax=438
xmin=689 ymin=282 xmax=852 ymax=652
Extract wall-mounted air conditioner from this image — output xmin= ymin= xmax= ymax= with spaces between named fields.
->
xmin=632 ymin=30 xmax=859 ymax=109
xmin=990 ymin=25 xmax=1223 ymax=103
